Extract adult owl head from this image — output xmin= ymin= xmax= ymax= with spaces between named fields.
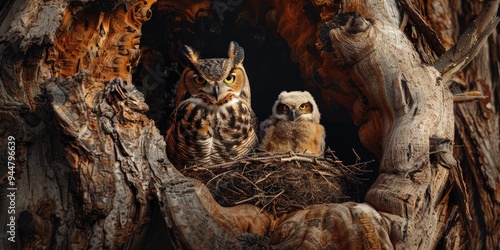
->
xmin=175 ymin=41 xmax=250 ymax=106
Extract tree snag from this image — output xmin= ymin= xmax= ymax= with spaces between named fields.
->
xmin=0 ymin=0 xmax=499 ymax=249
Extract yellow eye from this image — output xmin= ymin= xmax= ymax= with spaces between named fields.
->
xmin=299 ymin=104 xmax=308 ymax=110
xmin=224 ymin=73 xmax=236 ymax=84
xmin=193 ymin=74 xmax=206 ymax=85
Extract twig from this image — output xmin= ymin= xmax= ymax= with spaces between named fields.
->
xmin=309 ymin=166 xmax=341 ymax=191
xmin=434 ymin=0 xmax=500 ymax=81
xmin=259 ymin=189 xmax=285 ymax=213
xmin=453 ymin=91 xmax=486 ymax=103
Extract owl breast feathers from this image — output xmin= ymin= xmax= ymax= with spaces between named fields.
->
xmin=259 ymin=91 xmax=326 ymax=156
xmin=165 ymin=41 xmax=258 ymax=168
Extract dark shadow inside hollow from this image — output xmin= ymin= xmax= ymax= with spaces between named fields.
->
xmin=133 ymin=2 xmax=378 ymax=202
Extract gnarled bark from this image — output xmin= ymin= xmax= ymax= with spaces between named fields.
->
xmin=1 ymin=0 xmax=499 ymax=249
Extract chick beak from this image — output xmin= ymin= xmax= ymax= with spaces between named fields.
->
xmin=213 ymin=84 xmax=219 ymax=101
xmin=290 ymin=109 xmax=297 ymax=121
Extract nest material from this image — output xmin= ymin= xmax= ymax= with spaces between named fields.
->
xmin=181 ymin=150 xmax=371 ymax=216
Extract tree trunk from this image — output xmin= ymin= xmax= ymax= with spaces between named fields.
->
xmin=0 ymin=0 xmax=498 ymax=249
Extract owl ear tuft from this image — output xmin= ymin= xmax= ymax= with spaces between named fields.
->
xmin=228 ymin=41 xmax=245 ymax=64
xmin=178 ymin=45 xmax=199 ymax=67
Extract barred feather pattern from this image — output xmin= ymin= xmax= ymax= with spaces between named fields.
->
xmin=166 ymin=95 xmax=258 ymax=169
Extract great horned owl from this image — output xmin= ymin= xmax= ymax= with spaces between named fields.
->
xmin=259 ymin=91 xmax=326 ymax=156
xmin=165 ymin=41 xmax=258 ymax=168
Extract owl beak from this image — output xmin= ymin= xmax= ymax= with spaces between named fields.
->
xmin=290 ymin=109 xmax=297 ymax=121
xmin=213 ymin=84 xmax=219 ymax=101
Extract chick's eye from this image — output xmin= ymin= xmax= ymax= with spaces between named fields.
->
xmin=299 ymin=104 xmax=308 ymax=110
xmin=193 ymin=74 xmax=206 ymax=85
xmin=224 ymin=73 xmax=236 ymax=84
xmin=278 ymin=104 xmax=289 ymax=112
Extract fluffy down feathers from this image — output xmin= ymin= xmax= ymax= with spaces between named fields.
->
xmin=259 ymin=91 xmax=326 ymax=156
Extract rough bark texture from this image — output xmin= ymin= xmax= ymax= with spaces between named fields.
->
xmin=452 ymin=10 xmax=500 ymax=250
xmin=0 ymin=0 xmax=499 ymax=249
xmin=0 ymin=1 xmax=160 ymax=249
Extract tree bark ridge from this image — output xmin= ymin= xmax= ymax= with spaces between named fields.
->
xmin=1 ymin=0 xmax=499 ymax=249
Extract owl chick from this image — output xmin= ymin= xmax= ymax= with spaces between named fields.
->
xmin=165 ymin=41 xmax=258 ymax=168
xmin=259 ymin=91 xmax=326 ymax=156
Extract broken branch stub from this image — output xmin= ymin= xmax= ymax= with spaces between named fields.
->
xmin=433 ymin=0 xmax=500 ymax=82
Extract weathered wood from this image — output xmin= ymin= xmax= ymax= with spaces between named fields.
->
xmin=153 ymin=165 xmax=273 ymax=249
xmin=0 ymin=0 xmax=159 ymax=248
xmin=1 ymin=0 xmax=499 ymax=249
xmin=40 ymin=72 xmax=274 ymax=249
xmin=271 ymin=202 xmax=393 ymax=249
xmin=433 ymin=0 xmax=500 ymax=81
xmin=275 ymin=0 xmax=499 ymax=248
xmin=432 ymin=1 xmax=500 ymax=248
xmin=319 ymin=3 xmax=455 ymax=247
xmin=453 ymin=24 xmax=500 ymax=250
xmin=49 ymin=0 xmax=154 ymax=83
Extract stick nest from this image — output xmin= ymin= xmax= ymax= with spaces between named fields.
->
xmin=181 ymin=150 xmax=371 ymax=216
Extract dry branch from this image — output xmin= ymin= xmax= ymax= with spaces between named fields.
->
xmin=433 ymin=0 xmax=500 ymax=81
